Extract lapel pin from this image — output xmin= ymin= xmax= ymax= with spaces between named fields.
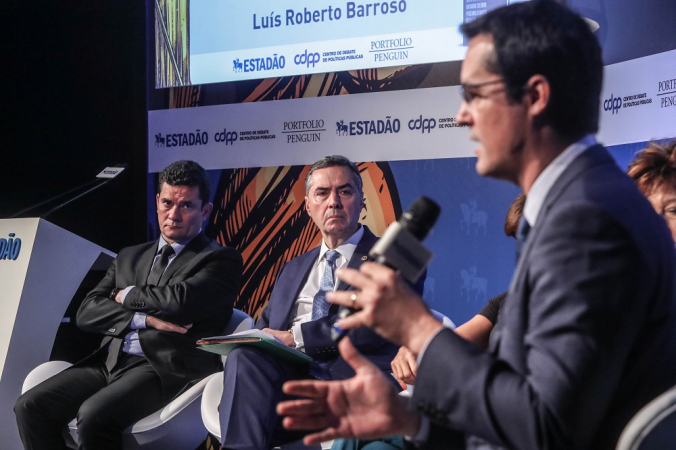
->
xmin=361 ymin=256 xmax=367 ymax=260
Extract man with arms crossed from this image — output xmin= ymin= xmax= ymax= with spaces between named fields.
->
xmin=15 ymin=160 xmax=243 ymax=450
xmin=279 ymin=3 xmax=676 ymax=449
xmin=218 ymin=155 xmax=424 ymax=450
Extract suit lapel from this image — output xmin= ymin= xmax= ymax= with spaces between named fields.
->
xmin=160 ymin=233 xmax=210 ymax=284
xmin=275 ymin=248 xmax=318 ymax=329
xmin=509 ymin=145 xmax=609 ymax=292
xmin=336 ymin=226 xmax=377 ymax=291
xmin=136 ymin=242 xmax=159 ymax=286
xmin=498 ymin=145 xmax=610 ymax=357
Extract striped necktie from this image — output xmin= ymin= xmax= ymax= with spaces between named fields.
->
xmin=311 ymin=250 xmax=340 ymax=320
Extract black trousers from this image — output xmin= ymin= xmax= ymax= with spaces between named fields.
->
xmin=14 ymin=351 xmax=179 ymax=450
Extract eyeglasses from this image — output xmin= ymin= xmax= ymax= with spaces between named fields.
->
xmin=459 ymin=79 xmax=505 ymax=104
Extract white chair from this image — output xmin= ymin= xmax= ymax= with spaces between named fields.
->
xmin=21 ymin=308 xmax=254 ymax=450
xmin=616 ymin=384 xmax=676 ymax=450
xmin=200 ymin=365 xmax=328 ymax=449
xmin=202 ymin=310 xmax=456 ymax=449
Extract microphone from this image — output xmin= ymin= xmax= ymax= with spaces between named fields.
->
xmin=369 ymin=196 xmax=440 ymax=284
xmin=10 ymin=164 xmax=128 ymax=219
xmin=331 ymin=196 xmax=441 ymax=342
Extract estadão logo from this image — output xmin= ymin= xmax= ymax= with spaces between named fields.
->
xmin=0 ymin=233 xmax=22 ymax=261
xmin=336 ymin=117 xmax=401 ymax=136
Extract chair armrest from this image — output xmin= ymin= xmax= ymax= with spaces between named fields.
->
xmin=200 ymin=372 xmax=225 ymax=440
xmin=129 ymin=372 xmax=221 ymax=433
xmin=22 ymin=361 xmax=73 ymax=394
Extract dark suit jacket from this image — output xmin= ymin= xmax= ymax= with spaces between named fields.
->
xmin=76 ymin=232 xmax=242 ymax=394
xmin=412 ymin=145 xmax=676 ymax=450
xmin=257 ymin=225 xmax=425 ymax=380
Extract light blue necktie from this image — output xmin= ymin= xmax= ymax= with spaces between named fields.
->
xmin=311 ymin=250 xmax=340 ymax=320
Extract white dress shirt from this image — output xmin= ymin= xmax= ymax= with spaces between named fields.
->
xmin=290 ymin=225 xmax=364 ymax=351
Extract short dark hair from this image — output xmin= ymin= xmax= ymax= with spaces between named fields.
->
xmin=461 ymin=0 xmax=603 ymax=140
xmin=627 ymin=141 xmax=676 ymax=196
xmin=305 ymin=155 xmax=363 ymax=195
xmin=157 ymin=160 xmax=211 ymax=205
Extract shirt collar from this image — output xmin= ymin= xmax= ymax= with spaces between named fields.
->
xmin=523 ymin=134 xmax=597 ymax=226
xmin=157 ymin=227 xmax=202 ymax=256
xmin=157 ymin=235 xmax=187 ymax=257
xmin=317 ymin=225 xmax=364 ymax=266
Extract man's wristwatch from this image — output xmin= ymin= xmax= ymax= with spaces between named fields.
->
xmin=109 ymin=287 xmax=120 ymax=299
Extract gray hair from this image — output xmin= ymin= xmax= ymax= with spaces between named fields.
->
xmin=305 ymin=155 xmax=363 ymax=195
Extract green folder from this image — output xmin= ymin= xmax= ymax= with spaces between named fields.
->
xmin=197 ymin=329 xmax=313 ymax=364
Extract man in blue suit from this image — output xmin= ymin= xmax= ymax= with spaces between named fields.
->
xmin=278 ymin=3 xmax=676 ymax=450
xmin=218 ymin=155 xmax=424 ymax=450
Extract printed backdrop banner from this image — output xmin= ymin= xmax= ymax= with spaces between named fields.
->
xmin=598 ymin=49 xmax=676 ymax=145
xmin=188 ymin=0 xmax=465 ymax=85
xmin=148 ymin=4 xmax=676 ymax=324
xmin=149 ymin=49 xmax=676 ymax=173
xmin=148 ymin=85 xmax=471 ymax=172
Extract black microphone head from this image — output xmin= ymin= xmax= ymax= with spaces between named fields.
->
xmin=399 ymin=196 xmax=441 ymax=240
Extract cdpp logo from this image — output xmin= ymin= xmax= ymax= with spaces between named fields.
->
xmin=214 ymin=128 xmax=238 ymax=146
xmin=603 ymin=94 xmax=622 ymax=115
xmin=408 ymin=115 xmax=436 ymax=133
xmin=294 ymin=50 xmax=320 ymax=68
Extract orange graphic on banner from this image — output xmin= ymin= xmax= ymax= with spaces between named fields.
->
xmin=207 ymin=162 xmax=399 ymax=322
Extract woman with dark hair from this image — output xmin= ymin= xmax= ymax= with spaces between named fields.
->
xmin=627 ymin=141 xmax=676 ymax=243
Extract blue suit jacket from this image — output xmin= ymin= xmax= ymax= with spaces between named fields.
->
xmin=412 ymin=145 xmax=676 ymax=450
xmin=257 ymin=225 xmax=425 ymax=380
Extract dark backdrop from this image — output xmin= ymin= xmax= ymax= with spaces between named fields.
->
xmin=1 ymin=2 xmax=148 ymax=252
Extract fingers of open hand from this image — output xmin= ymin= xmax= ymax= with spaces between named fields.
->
xmin=278 ymin=398 xmax=329 ymax=417
xmin=330 ymin=265 xmax=401 ymax=332
xmin=282 ymin=379 xmax=330 ymax=398
xmin=278 ymin=395 xmax=341 ymax=438
xmin=302 ymin=429 xmax=344 ymax=446
xmin=332 ymin=263 xmax=397 ymax=298
xmin=339 ymin=338 xmax=371 ymax=374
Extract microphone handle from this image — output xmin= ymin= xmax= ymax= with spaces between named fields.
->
xmin=331 ymin=256 xmax=397 ymax=343
xmin=10 ymin=178 xmax=101 ymax=218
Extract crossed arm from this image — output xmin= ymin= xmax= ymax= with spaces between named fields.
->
xmin=76 ymin=246 xmax=242 ymax=337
